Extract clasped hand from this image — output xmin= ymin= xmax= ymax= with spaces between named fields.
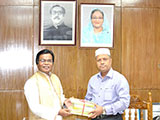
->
xmin=88 ymin=104 xmax=103 ymax=119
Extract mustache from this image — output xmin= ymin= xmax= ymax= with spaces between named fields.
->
xmin=53 ymin=16 xmax=60 ymax=20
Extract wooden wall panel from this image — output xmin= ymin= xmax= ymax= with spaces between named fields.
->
xmin=122 ymin=0 xmax=160 ymax=7
xmin=76 ymin=48 xmax=98 ymax=98
xmin=0 ymin=0 xmax=33 ymax=5
xmin=78 ymin=0 xmax=121 ymax=6
xmin=34 ymin=0 xmax=39 ymax=6
xmin=0 ymin=5 xmax=33 ymax=120
xmin=0 ymin=91 xmax=28 ymax=120
xmin=0 ymin=6 xmax=33 ymax=89
xmin=111 ymin=7 xmax=122 ymax=72
xmin=52 ymin=47 xmax=79 ymax=98
xmin=122 ymin=8 xmax=160 ymax=90
xmin=130 ymin=90 xmax=160 ymax=103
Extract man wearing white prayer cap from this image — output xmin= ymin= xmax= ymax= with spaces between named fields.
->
xmin=95 ymin=48 xmax=111 ymax=57
xmin=85 ymin=48 xmax=130 ymax=120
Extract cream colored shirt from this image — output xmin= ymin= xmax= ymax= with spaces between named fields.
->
xmin=24 ymin=72 xmax=65 ymax=120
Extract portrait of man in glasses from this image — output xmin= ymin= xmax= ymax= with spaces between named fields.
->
xmin=43 ymin=4 xmax=72 ymax=41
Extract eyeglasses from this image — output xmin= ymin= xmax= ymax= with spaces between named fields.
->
xmin=51 ymin=11 xmax=64 ymax=15
xmin=39 ymin=59 xmax=52 ymax=63
xmin=91 ymin=17 xmax=104 ymax=20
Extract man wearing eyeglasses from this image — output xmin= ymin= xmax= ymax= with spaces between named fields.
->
xmin=43 ymin=5 xmax=72 ymax=40
xmin=24 ymin=49 xmax=71 ymax=120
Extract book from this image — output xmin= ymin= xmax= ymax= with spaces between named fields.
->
xmin=67 ymin=98 xmax=95 ymax=117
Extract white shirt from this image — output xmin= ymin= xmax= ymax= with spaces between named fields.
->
xmin=24 ymin=72 xmax=65 ymax=120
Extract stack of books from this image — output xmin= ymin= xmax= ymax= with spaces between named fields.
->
xmin=67 ymin=98 xmax=95 ymax=117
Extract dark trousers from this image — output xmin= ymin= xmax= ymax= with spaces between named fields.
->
xmin=91 ymin=114 xmax=123 ymax=120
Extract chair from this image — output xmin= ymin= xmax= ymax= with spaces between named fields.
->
xmin=123 ymin=92 xmax=153 ymax=120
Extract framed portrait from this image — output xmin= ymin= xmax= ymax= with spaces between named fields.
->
xmin=80 ymin=3 xmax=114 ymax=48
xmin=39 ymin=0 xmax=76 ymax=46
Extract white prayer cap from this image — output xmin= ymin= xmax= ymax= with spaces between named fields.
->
xmin=95 ymin=48 xmax=111 ymax=57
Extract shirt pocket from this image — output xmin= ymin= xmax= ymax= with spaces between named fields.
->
xmin=104 ymin=87 xmax=114 ymax=101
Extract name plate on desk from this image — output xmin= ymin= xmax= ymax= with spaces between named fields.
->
xmin=68 ymin=98 xmax=95 ymax=117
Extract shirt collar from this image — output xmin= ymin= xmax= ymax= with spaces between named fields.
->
xmin=38 ymin=71 xmax=52 ymax=77
xmin=97 ymin=68 xmax=113 ymax=79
